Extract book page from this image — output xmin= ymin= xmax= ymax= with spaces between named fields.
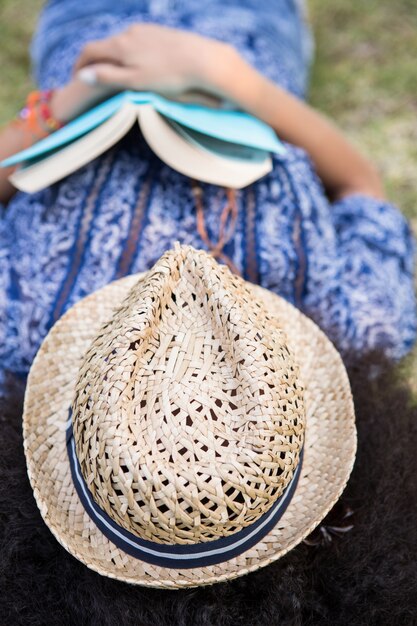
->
xmin=167 ymin=120 xmax=269 ymax=163
xmin=10 ymin=104 xmax=138 ymax=193
xmin=137 ymin=105 xmax=272 ymax=189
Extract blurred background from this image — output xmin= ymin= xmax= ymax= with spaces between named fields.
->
xmin=1 ymin=0 xmax=416 ymax=384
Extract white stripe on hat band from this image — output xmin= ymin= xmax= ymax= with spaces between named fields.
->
xmin=68 ymin=418 xmax=300 ymax=561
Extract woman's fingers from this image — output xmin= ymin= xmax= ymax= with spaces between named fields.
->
xmin=73 ymin=38 xmax=124 ymax=74
xmin=77 ymin=63 xmax=137 ymax=89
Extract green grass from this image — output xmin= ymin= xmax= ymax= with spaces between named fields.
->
xmin=1 ymin=0 xmax=416 ymax=385
xmin=0 ymin=0 xmax=43 ymax=124
xmin=309 ymin=0 xmax=417 ymax=220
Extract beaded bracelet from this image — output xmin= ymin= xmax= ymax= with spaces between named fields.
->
xmin=15 ymin=89 xmax=63 ymax=148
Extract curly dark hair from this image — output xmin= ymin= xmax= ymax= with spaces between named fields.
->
xmin=1 ymin=354 xmax=416 ymax=626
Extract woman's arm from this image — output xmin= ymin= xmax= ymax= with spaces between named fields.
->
xmin=0 ymin=81 xmax=115 ymax=205
xmin=0 ymin=124 xmax=31 ymax=205
xmin=74 ymin=23 xmax=384 ymax=201
xmin=216 ymin=54 xmax=384 ymax=201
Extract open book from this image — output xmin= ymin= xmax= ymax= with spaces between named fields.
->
xmin=1 ymin=91 xmax=285 ymax=192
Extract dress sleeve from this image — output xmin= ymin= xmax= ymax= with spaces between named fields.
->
xmin=302 ymin=193 xmax=416 ymax=362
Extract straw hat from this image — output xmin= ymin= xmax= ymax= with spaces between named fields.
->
xmin=23 ymin=244 xmax=356 ymax=588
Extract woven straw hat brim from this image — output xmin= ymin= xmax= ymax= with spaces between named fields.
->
xmin=23 ymin=273 xmax=356 ymax=589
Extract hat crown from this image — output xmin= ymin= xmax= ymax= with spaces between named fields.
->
xmin=72 ymin=245 xmax=305 ymax=545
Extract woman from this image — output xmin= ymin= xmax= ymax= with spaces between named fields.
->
xmin=1 ymin=4 xmax=417 ymax=624
xmin=0 ymin=0 xmax=415 ymax=396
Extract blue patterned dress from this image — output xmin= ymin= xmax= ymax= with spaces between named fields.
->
xmin=0 ymin=0 xmax=415 ymax=393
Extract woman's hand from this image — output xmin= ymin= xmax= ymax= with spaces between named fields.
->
xmin=72 ymin=23 xmax=237 ymax=102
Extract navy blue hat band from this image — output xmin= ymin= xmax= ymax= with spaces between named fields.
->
xmin=66 ymin=412 xmax=303 ymax=569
